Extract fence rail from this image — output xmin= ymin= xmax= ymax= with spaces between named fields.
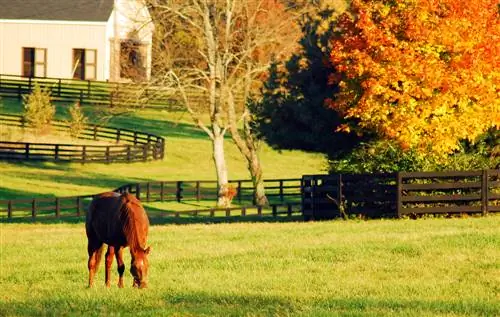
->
xmin=2 ymin=171 xmax=498 ymax=221
xmin=0 ymin=114 xmax=165 ymax=163
xmin=0 ymin=74 xmax=243 ymax=110
xmin=0 ymin=178 xmax=302 ymax=220
xmin=302 ymin=170 xmax=499 ymax=219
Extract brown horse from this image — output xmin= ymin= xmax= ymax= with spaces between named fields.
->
xmin=86 ymin=192 xmax=150 ymax=288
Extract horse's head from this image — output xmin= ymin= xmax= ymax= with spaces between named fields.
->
xmin=130 ymin=246 xmax=150 ymax=288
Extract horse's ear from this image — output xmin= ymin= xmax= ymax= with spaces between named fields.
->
xmin=144 ymin=246 xmax=151 ymax=255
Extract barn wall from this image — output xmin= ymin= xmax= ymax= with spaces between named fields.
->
xmin=0 ymin=20 xmax=108 ymax=80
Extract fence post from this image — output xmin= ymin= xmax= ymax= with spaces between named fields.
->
xmin=272 ymin=205 xmax=277 ymax=217
xmin=55 ymin=198 xmax=60 ymax=217
xmin=126 ymin=145 xmax=131 ymax=162
xmin=146 ymin=182 xmax=151 ymax=202
xmin=237 ymin=181 xmax=242 ymax=202
xmin=176 ymin=181 xmax=183 ymax=202
xmin=76 ymin=197 xmax=81 ymax=217
xmin=116 ymin=129 xmax=121 ymax=143
xmin=79 ymin=90 xmax=83 ymax=103
xmin=93 ymin=126 xmax=98 ymax=140
xmin=8 ymin=200 xmax=12 ymax=218
xmin=337 ymin=174 xmax=343 ymax=215
xmin=287 ymin=203 xmax=293 ymax=217
xmin=25 ymin=143 xmax=29 ymax=159
xmin=196 ymin=181 xmax=201 ymax=201
xmin=106 ymin=146 xmax=111 ymax=163
xmin=160 ymin=181 xmax=165 ymax=201
xmin=279 ymin=180 xmax=284 ymax=202
xmin=82 ymin=145 xmax=87 ymax=164
xmin=135 ymin=183 xmax=141 ymax=200
xmin=482 ymin=169 xmax=489 ymax=216
xmin=143 ymin=144 xmax=148 ymax=161
xmin=396 ymin=172 xmax=402 ymax=218
xmin=32 ymin=198 xmax=36 ymax=218
xmin=58 ymin=78 xmax=61 ymax=97
xmin=55 ymin=144 xmax=59 ymax=161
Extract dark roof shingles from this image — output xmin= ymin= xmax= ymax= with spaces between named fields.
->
xmin=0 ymin=0 xmax=114 ymax=22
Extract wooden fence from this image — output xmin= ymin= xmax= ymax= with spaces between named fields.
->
xmin=302 ymin=170 xmax=500 ymax=219
xmin=0 ymin=74 xmax=242 ymax=110
xmin=0 ymin=114 xmax=165 ymax=163
xmin=114 ymin=178 xmax=302 ymax=203
xmin=2 ymin=171 xmax=498 ymax=221
xmin=0 ymin=178 xmax=302 ymax=220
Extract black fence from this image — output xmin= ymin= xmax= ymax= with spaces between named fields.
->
xmin=0 ymin=74 xmax=243 ymax=110
xmin=1 ymin=171 xmax=498 ymax=221
xmin=0 ymin=178 xmax=302 ymax=220
xmin=0 ymin=114 xmax=165 ymax=163
xmin=302 ymin=170 xmax=500 ymax=219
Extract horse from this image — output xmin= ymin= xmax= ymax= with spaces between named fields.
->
xmin=86 ymin=192 xmax=150 ymax=289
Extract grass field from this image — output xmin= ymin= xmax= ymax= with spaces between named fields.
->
xmin=1 ymin=216 xmax=499 ymax=316
xmin=0 ymin=98 xmax=326 ymax=201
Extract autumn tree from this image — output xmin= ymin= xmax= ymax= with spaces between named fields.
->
xmin=327 ymin=0 xmax=500 ymax=160
xmin=148 ymin=0 xmax=302 ymax=206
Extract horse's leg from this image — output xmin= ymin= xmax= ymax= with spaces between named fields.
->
xmin=115 ymin=246 xmax=125 ymax=288
xmin=87 ymin=241 xmax=103 ymax=288
xmin=105 ymin=245 xmax=115 ymax=288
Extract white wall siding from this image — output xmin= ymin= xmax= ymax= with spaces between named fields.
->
xmin=0 ymin=20 xmax=108 ymax=80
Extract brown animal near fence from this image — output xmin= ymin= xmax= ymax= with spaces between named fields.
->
xmin=86 ymin=192 xmax=150 ymax=289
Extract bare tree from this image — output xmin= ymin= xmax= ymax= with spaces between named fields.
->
xmin=148 ymin=0 xmax=302 ymax=206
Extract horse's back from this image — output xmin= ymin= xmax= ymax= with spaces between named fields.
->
xmin=86 ymin=192 xmax=126 ymax=246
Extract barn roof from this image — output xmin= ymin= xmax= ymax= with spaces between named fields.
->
xmin=0 ymin=0 xmax=114 ymax=22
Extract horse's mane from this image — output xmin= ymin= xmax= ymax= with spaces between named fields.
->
xmin=120 ymin=193 xmax=149 ymax=252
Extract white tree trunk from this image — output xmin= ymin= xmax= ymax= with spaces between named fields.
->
xmin=212 ymin=132 xmax=230 ymax=207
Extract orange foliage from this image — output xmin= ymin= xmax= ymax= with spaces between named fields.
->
xmin=327 ymin=0 xmax=500 ymax=159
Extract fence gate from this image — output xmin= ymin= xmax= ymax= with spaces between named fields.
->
xmin=301 ymin=173 xmax=398 ymax=220
xmin=301 ymin=175 xmax=342 ymax=220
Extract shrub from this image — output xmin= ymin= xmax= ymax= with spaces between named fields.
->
xmin=23 ymin=84 xmax=55 ymax=134
xmin=66 ymin=102 xmax=87 ymax=138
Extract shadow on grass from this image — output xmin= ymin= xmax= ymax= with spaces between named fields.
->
xmin=0 ymin=291 xmax=497 ymax=317
xmin=0 ymin=161 xmax=143 ymax=200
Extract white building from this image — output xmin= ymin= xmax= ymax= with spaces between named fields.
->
xmin=0 ymin=0 xmax=153 ymax=82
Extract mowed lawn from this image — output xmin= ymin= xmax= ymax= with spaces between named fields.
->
xmin=0 ymin=99 xmax=326 ymax=201
xmin=1 ymin=216 xmax=499 ymax=316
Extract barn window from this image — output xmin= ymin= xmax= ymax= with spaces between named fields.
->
xmin=22 ymin=47 xmax=47 ymax=77
xmin=72 ymin=49 xmax=97 ymax=80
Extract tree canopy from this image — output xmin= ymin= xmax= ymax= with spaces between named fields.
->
xmin=326 ymin=0 xmax=500 ymax=160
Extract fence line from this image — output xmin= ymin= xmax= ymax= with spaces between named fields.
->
xmin=0 ymin=114 xmax=165 ymax=163
xmin=0 ymin=74 xmax=243 ymax=110
xmin=0 ymin=178 xmax=302 ymax=220
xmin=302 ymin=169 xmax=499 ymax=220
xmin=2 ymin=171 xmax=498 ymax=220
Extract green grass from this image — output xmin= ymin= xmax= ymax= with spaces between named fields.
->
xmin=0 ymin=98 xmax=327 ymax=201
xmin=1 ymin=216 xmax=499 ymax=316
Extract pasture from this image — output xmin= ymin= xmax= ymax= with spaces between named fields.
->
xmin=0 ymin=98 xmax=326 ymax=201
xmin=1 ymin=98 xmax=499 ymax=316
xmin=1 ymin=216 xmax=499 ymax=316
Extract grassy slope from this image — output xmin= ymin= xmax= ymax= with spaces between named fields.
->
xmin=0 ymin=98 xmax=326 ymax=200
xmin=0 ymin=216 xmax=499 ymax=316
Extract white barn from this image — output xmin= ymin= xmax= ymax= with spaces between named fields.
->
xmin=0 ymin=0 xmax=153 ymax=82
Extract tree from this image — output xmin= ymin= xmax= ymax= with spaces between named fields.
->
xmin=148 ymin=0 xmax=302 ymax=206
xmin=251 ymin=7 xmax=365 ymax=158
xmin=326 ymin=0 xmax=500 ymax=160
xmin=23 ymin=84 xmax=55 ymax=135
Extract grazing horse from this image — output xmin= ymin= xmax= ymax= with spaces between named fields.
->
xmin=86 ymin=192 xmax=150 ymax=288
